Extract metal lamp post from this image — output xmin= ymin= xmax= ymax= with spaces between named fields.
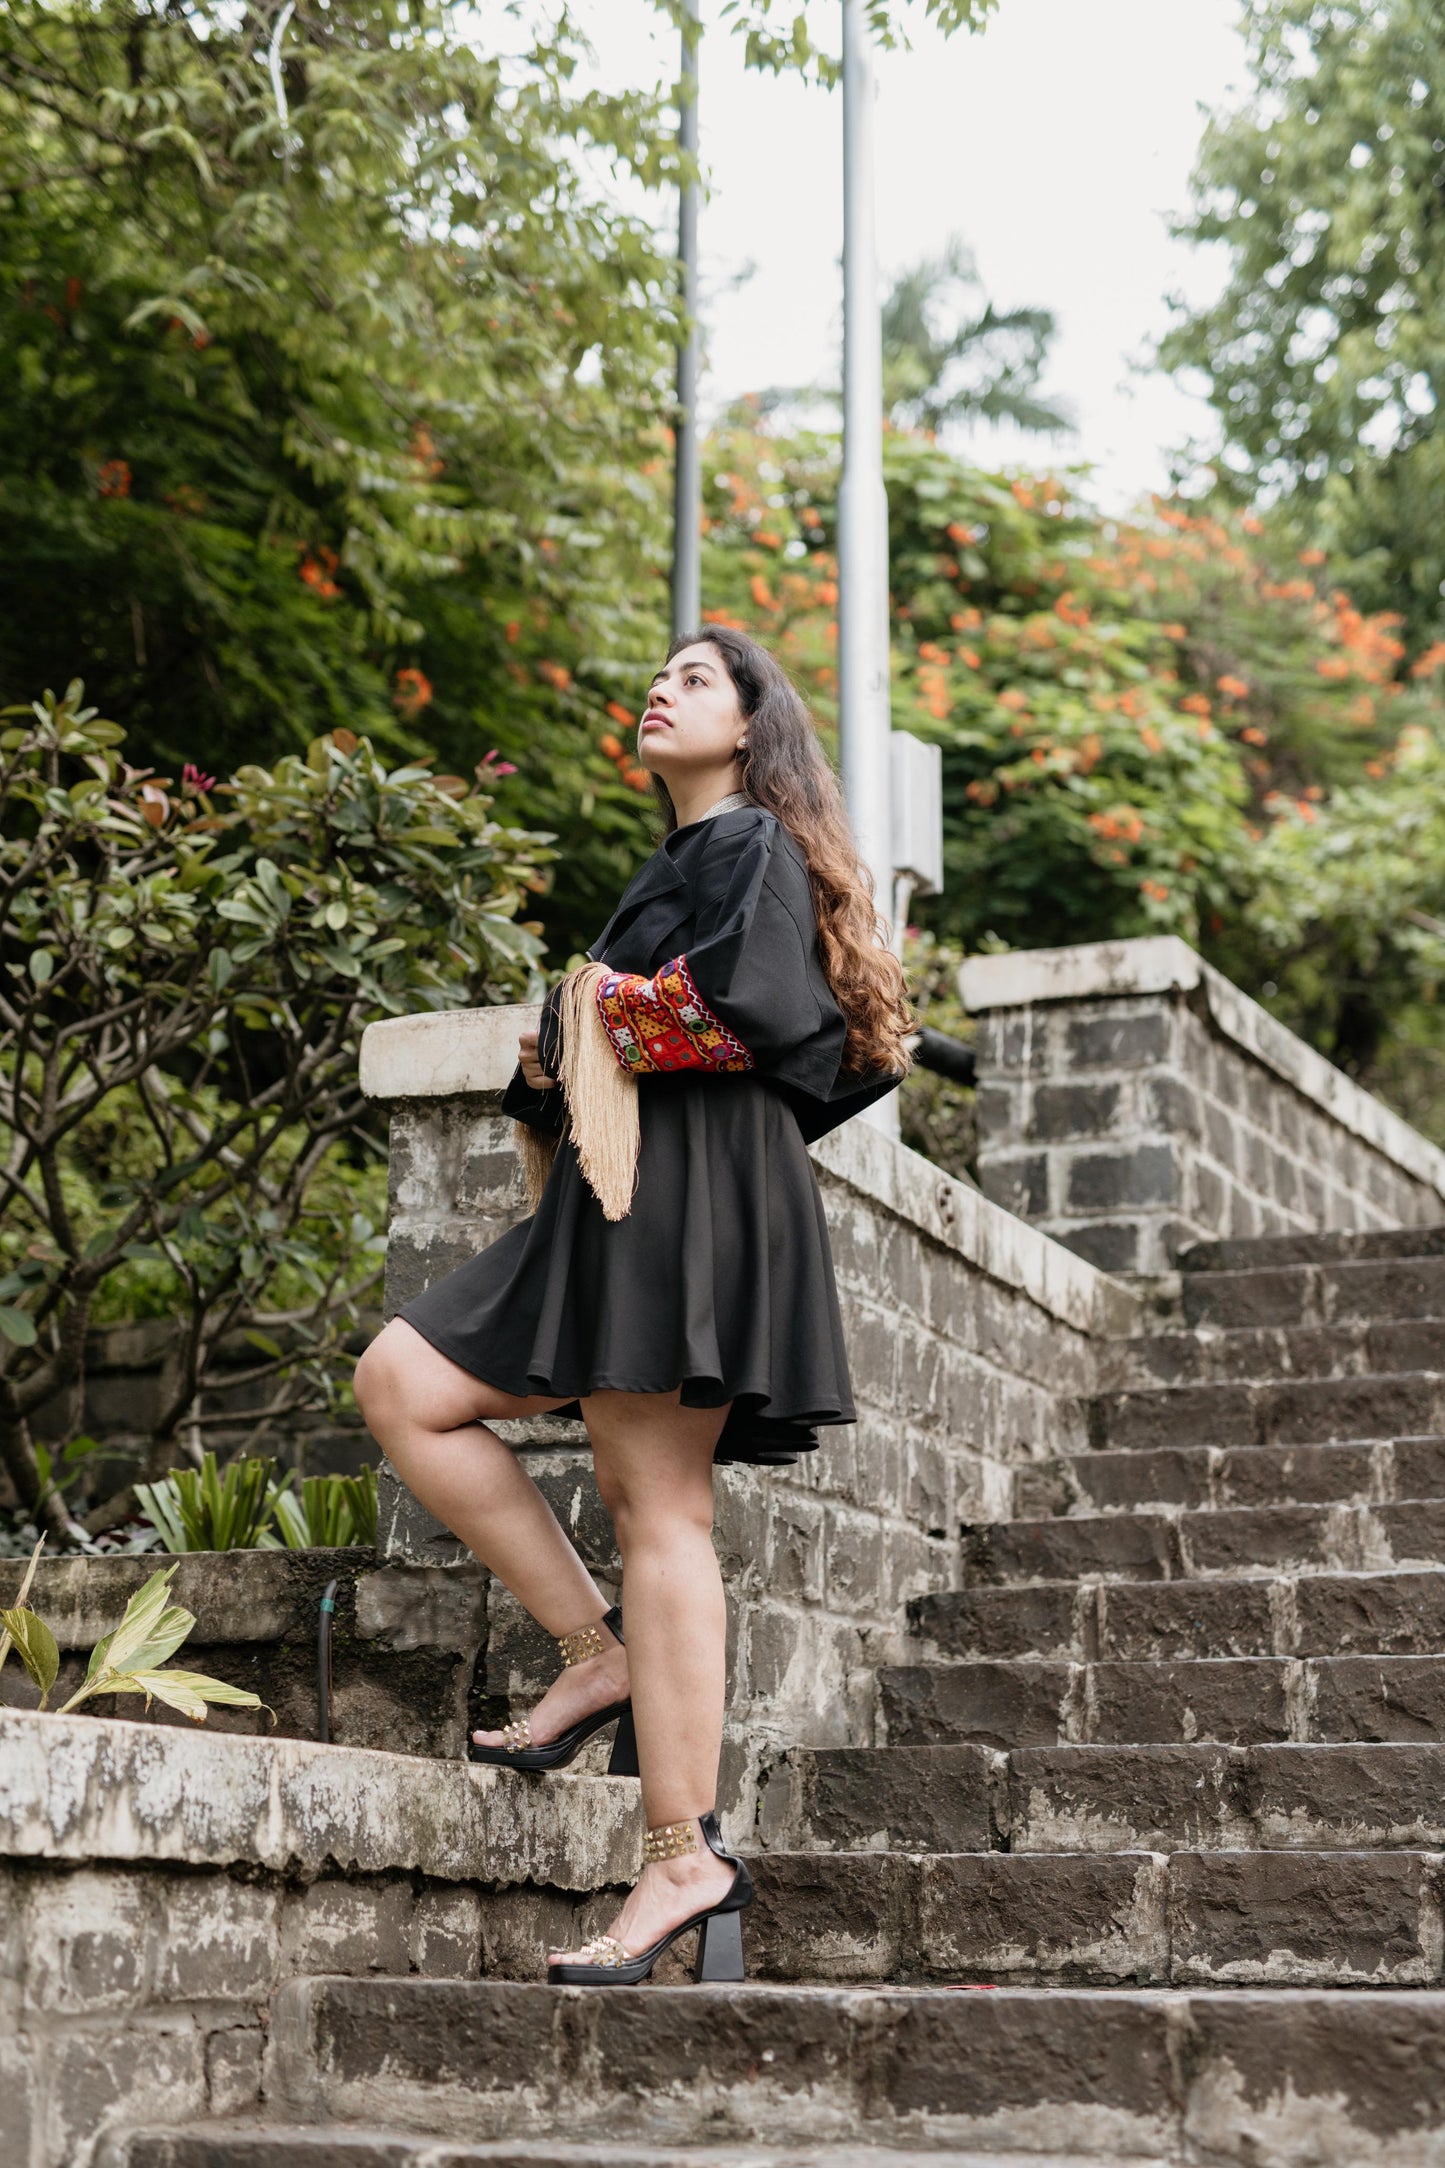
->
xmin=672 ymin=0 xmax=703 ymax=639
xmin=838 ymin=0 xmax=900 ymax=1131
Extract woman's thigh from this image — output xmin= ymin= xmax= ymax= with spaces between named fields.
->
xmin=581 ymin=1388 xmax=728 ymax=1520
xmin=357 ymin=1317 xmax=575 ymax=1431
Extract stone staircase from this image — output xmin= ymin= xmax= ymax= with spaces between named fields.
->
xmin=103 ymin=1225 xmax=1445 ymax=2167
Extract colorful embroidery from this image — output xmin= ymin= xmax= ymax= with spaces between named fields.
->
xmin=595 ymin=954 xmax=754 ymax=1076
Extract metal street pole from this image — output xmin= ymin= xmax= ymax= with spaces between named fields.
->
xmin=838 ymin=0 xmax=893 ymax=934
xmin=672 ymin=0 xmax=703 ymax=639
xmin=838 ymin=0 xmax=898 ymax=1132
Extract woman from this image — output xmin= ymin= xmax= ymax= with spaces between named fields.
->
xmin=354 ymin=627 xmax=911 ymax=1987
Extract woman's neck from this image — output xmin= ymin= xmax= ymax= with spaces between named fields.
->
xmin=669 ymin=771 xmax=746 ymax=829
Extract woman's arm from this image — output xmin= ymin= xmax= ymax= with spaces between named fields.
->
xmin=590 ymin=816 xmax=826 ymax=1079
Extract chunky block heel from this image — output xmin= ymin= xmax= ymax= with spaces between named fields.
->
xmin=547 ymin=1805 xmax=754 ymax=1987
xmin=606 ymin=1704 xmax=639 ymax=1777
xmin=693 ymin=1903 xmax=745 ymax=1983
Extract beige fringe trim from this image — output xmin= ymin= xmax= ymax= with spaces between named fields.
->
xmin=558 ymin=962 xmax=640 ymax=1221
xmin=514 ymin=1122 xmax=560 ymax=1213
xmin=514 ymin=964 xmax=641 ymax=1221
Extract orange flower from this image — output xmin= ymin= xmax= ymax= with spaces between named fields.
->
xmin=505 ymin=619 xmax=521 ymax=645
xmin=1216 ymin=674 xmax=1249 ymax=700
xmin=957 ymin=648 xmax=981 ymax=669
xmin=600 ymin=733 xmax=624 ymax=761
xmin=537 ymin=659 xmax=571 ymax=692
xmin=622 ymin=767 xmax=652 ymax=792
xmin=917 ymin=642 xmax=950 ymax=665
xmin=1316 ymin=656 xmax=1350 ymax=680
xmin=1410 ymin=641 xmax=1445 ymax=678
xmin=1241 ymin=513 xmax=1264 ymax=535
xmin=393 ymin=667 xmax=433 ymax=715
xmin=703 ymin=609 xmax=746 ymax=629
xmin=97 ymin=458 xmax=131 ymax=499
xmin=1239 ymin=725 xmax=1268 ymax=747
xmin=1161 ymin=623 xmax=1188 ymax=640
xmin=606 ymin=700 xmax=634 ymax=727
xmin=817 ymin=581 xmax=839 ymax=607
xmin=299 ymin=547 xmax=341 ymax=600
xmin=1298 ymin=548 xmax=1326 ymax=566
xmin=749 ymin=573 xmax=778 ymax=612
xmin=997 ymin=688 xmax=1030 ymax=712
xmin=1140 ymin=879 xmax=1170 ymax=903
xmin=1140 ymin=726 xmax=1164 ymax=755
xmin=1180 ymin=693 xmax=1212 ymax=718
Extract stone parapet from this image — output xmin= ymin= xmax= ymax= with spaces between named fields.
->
xmin=0 ymin=1709 xmax=638 ymax=2168
xmin=359 ymin=1004 xmax=1137 ymax=1818
xmin=962 ymin=936 xmax=1445 ymax=1276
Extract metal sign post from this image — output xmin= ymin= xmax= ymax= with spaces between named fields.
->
xmin=672 ymin=0 xmax=703 ymax=639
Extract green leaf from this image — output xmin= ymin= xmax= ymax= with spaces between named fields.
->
xmin=0 ymin=1308 xmax=37 ymax=1347
xmin=28 ymin=949 xmax=53 ymax=985
xmin=125 ymin=1667 xmax=266 ymax=1721
xmin=104 ymin=1565 xmax=181 ymax=1673
xmin=0 ymin=1608 xmax=60 ymax=1703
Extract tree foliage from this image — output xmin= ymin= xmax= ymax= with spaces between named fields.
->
xmin=0 ymin=0 xmax=680 ymax=856
xmin=1157 ymin=0 xmax=1445 ymax=647
xmin=0 ymin=684 xmax=549 ymax=1540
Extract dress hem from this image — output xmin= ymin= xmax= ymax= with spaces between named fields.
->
xmin=398 ymin=1311 xmax=856 ymax=1430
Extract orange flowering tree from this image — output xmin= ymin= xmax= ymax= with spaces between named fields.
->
xmin=697 ymin=409 xmax=1441 ymax=972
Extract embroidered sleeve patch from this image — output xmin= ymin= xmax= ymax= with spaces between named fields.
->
xmin=594 ymin=954 xmax=754 ymax=1076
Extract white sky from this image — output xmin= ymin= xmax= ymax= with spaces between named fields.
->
xmin=563 ymin=0 xmax=1252 ymax=515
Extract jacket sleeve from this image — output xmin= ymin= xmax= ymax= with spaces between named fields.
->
xmin=592 ymin=816 xmax=832 ymax=1079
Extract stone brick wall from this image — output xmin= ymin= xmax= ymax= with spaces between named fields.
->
xmin=1 ymin=1708 xmax=638 ymax=2168
xmin=362 ymin=1005 xmax=1135 ymax=1827
xmin=964 ymin=936 xmax=1445 ymax=1277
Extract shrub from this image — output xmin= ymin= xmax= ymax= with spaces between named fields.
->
xmin=0 ymin=685 xmax=551 ymax=1541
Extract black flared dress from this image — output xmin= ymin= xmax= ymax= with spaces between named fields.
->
xmin=398 ymin=800 xmax=901 ymax=1465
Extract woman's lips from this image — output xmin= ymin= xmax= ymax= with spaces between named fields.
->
xmin=639 ymin=713 xmax=671 ymax=731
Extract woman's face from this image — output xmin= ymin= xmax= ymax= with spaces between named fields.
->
xmin=636 ymin=643 xmax=746 ymax=784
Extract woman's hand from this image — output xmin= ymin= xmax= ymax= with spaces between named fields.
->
xmin=519 ymin=1027 xmax=556 ymax=1091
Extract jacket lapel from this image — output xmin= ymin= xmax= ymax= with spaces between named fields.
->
xmin=587 ymin=849 xmax=687 ymax=963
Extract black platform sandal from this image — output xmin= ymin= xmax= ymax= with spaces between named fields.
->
xmin=546 ymin=1809 xmax=754 ymax=1986
xmin=468 ymin=1603 xmax=636 ymax=1776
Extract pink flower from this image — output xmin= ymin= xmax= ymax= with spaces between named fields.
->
xmin=182 ymin=763 xmax=217 ymax=794
xmin=477 ymin=749 xmax=518 ymax=778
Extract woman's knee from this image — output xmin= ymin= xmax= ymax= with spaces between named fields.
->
xmin=606 ymin=1476 xmax=714 ymax=1556
xmin=352 ymin=1323 xmax=414 ymax=1431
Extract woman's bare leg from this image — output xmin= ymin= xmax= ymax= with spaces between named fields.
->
xmin=353 ymin=1319 xmax=627 ymax=1747
xmin=549 ymin=1389 xmax=736 ymax=1962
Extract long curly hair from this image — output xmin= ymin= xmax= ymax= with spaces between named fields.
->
xmin=651 ymin=627 xmax=914 ymax=1078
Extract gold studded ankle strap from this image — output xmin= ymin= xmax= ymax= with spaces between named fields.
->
xmin=556 ymin=1621 xmax=606 ymax=1669
xmin=642 ymin=1817 xmax=698 ymax=1865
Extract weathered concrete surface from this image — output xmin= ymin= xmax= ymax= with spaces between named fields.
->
xmin=0 ymin=1709 xmax=636 ymax=1888
xmin=269 ymin=1977 xmax=1445 ymax=2165
xmin=104 ymin=2134 xmax=1179 ymax=2168
xmin=0 ymin=1710 xmax=643 ymax=2168
xmin=0 ymin=1552 xmax=487 ymax=1758
xmin=964 ymin=937 xmax=1445 ymax=1274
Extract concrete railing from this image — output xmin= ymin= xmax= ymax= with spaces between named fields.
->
xmin=963 ymin=935 xmax=1445 ymax=1276
xmin=360 ymin=1005 xmax=1136 ymax=1817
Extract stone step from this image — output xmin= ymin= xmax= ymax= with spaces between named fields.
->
xmin=269 ymin=1976 xmax=1445 ymax=2164
xmin=1107 ymin=1316 xmax=1445 ymax=1388
xmin=1089 ymin=1369 xmax=1445 ymax=1452
xmin=772 ymin=1742 xmax=1445 ymax=1855
xmin=1180 ymin=1252 xmax=1445 ymax=1330
xmin=744 ymin=1845 xmax=1445 ymax=1987
xmin=879 ymin=1652 xmax=1445 ymax=1747
xmin=1018 ymin=1435 xmax=1445 ymax=1517
xmin=965 ymin=1498 xmax=1445 ymax=1586
xmin=1181 ymin=1224 xmax=1445 ymax=1272
xmin=102 ymin=2131 xmax=1129 ymax=2168
xmin=914 ymin=1566 xmax=1445 ymax=1663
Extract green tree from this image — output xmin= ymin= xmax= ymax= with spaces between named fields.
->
xmin=1157 ymin=0 xmax=1445 ymax=647
xmin=883 ymin=237 xmax=1073 ymax=438
xmin=0 ymin=0 xmax=679 ymax=836
xmin=0 ymin=684 xmax=549 ymax=1541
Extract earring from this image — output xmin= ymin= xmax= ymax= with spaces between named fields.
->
xmin=737 ymin=742 xmax=748 ymax=753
